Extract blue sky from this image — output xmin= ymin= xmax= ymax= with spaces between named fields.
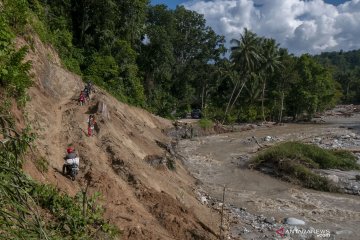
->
xmin=324 ymin=0 xmax=351 ymax=4
xmin=150 ymin=0 xmax=350 ymax=8
xmin=150 ymin=0 xmax=185 ymax=9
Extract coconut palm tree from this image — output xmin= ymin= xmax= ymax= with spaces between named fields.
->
xmin=259 ymin=38 xmax=282 ymax=121
xmin=222 ymin=28 xmax=263 ymax=123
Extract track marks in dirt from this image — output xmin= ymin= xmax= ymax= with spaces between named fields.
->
xmin=104 ymin=137 xmax=218 ymax=240
xmin=21 ymin=33 xmax=221 ymax=239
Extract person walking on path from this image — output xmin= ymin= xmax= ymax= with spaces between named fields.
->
xmin=84 ymin=87 xmax=90 ymax=102
xmin=79 ymin=91 xmax=86 ymax=106
xmin=87 ymin=114 xmax=96 ymax=137
xmin=84 ymin=81 xmax=94 ymax=102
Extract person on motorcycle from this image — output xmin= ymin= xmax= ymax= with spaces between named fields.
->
xmin=66 ymin=147 xmax=77 ymax=159
xmin=63 ymin=147 xmax=79 ymax=180
xmin=66 ymin=144 xmax=75 ymax=154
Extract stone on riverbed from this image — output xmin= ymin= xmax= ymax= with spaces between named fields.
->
xmin=200 ymin=196 xmax=208 ymax=205
xmin=327 ymin=174 xmax=339 ymax=183
xmin=285 ymin=217 xmax=306 ymax=225
xmin=265 ymin=217 xmax=276 ymax=224
xmin=335 ymin=229 xmax=353 ymax=235
xmin=264 ymin=136 xmax=272 ymax=141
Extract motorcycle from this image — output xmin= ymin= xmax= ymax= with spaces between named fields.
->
xmin=62 ymin=157 xmax=79 ymax=181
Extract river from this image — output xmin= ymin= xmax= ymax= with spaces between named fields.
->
xmin=177 ymin=114 xmax=360 ymax=240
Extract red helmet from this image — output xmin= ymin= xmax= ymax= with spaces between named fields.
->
xmin=67 ymin=147 xmax=74 ymax=153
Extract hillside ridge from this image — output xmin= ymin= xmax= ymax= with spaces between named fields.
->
xmin=18 ymin=35 xmax=219 ymax=240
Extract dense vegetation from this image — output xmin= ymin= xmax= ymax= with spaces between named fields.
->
xmin=0 ymin=3 xmax=119 ymax=239
xmin=1 ymin=0 xmax=345 ymax=122
xmin=252 ymin=142 xmax=359 ymax=192
xmin=0 ymin=12 xmax=32 ymax=106
xmin=315 ymin=49 xmax=360 ymax=104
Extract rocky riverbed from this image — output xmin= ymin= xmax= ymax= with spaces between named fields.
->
xmin=177 ymin=111 xmax=360 ymax=240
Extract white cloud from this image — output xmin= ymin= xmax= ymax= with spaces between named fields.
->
xmin=183 ymin=0 xmax=360 ymax=55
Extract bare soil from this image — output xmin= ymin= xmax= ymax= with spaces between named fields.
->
xmin=17 ymin=35 xmax=220 ymax=240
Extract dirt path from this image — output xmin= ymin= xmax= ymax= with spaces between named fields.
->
xmin=177 ymin=119 xmax=360 ymax=240
xmin=26 ymin=84 xmax=218 ymax=239
xmin=19 ymin=34 xmax=223 ymax=240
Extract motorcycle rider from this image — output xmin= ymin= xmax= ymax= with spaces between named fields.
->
xmin=63 ymin=146 xmax=79 ymax=180
xmin=67 ymin=146 xmax=74 ymax=152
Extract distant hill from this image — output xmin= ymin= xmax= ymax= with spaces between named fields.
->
xmin=315 ymin=49 xmax=360 ymax=70
xmin=315 ymin=49 xmax=360 ymax=103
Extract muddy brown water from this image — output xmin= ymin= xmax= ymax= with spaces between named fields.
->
xmin=178 ymin=117 xmax=360 ymax=239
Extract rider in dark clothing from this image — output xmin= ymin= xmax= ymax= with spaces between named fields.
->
xmin=66 ymin=151 xmax=77 ymax=159
xmin=63 ymin=147 xmax=79 ymax=179
xmin=84 ymin=86 xmax=90 ymax=100
xmin=84 ymin=81 xmax=94 ymax=100
xmin=86 ymin=81 xmax=93 ymax=91
xmin=66 ymin=146 xmax=77 ymax=159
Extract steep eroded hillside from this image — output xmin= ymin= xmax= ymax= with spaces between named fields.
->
xmin=17 ymin=36 xmax=220 ymax=240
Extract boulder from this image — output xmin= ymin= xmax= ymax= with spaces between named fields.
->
xmin=97 ymin=101 xmax=110 ymax=120
xmin=340 ymin=135 xmax=351 ymax=139
xmin=327 ymin=174 xmax=339 ymax=183
xmin=285 ymin=217 xmax=305 ymax=225
xmin=200 ymin=196 xmax=208 ymax=205
xmin=265 ymin=217 xmax=275 ymax=224
xmin=264 ymin=136 xmax=272 ymax=141
xmin=335 ymin=230 xmax=352 ymax=235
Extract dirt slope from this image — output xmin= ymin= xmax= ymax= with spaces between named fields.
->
xmin=17 ymin=36 xmax=220 ymax=240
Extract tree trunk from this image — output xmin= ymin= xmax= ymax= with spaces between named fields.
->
xmin=144 ymin=71 xmax=154 ymax=97
xmin=82 ymin=181 xmax=90 ymax=219
xmin=346 ymin=80 xmax=350 ymax=102
xmin=222 ymin=78 xmax=248 ymax=124
xmin=222 ymin=80 xmax=239 ymax=124
xmin=261 ymin=79 xmax=266 ymax=122
xmin=201 ymin=84 xmax=205 ymax=110
xmin=279 ymin=91 xmax=284 ymax=123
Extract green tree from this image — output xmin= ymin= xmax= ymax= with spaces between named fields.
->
xmin=259 ymin=38 xmax=282 ymax=121
xmin=139 ymin=5 xmax=175 ymax=105
xmin=315 ymin=49 xmax=360 ymax=103
xmin=116 ymin=0 xmax=149 ymax=45
xmin=0 ymin=16 xmax=32 ymax=106
xmin=286 ymin=54 xmax=339 ymax=120
xmin=139 ymin=5 xmax=225 ymax=116
xmin=224 ymin=28 xmax=262 ymax=123
xmin=2 ymin=0 xmax=29 ymax=32
xmin=269 ymin=49 xmax=298 ymax=122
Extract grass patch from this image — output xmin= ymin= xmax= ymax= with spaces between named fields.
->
xmin=32 ymin=184 xmax=120 ymax=239
xmin=198 ymin=118 xmax=214 ymax=129
xmin=34 ymin=156 xmax=49 ymax=173
xmin=166 ymin=157 xmax=176 ymax=171
xmin=251 ymin=141 xmax=359 ymax=192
